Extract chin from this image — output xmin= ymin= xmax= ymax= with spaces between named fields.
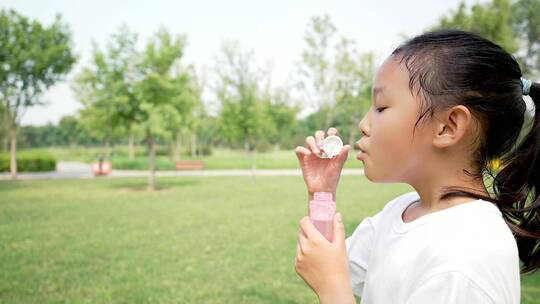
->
xmin=363 ymin=166 xmax=391 ymax=183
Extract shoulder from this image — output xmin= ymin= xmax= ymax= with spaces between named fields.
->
xmin=381 ymin=191 xmax=419 ymax=214
xmin=434 ymin=200 xmax=518 ymax=256
xmin=406 ymin=271 xmax=496 ymax=304
xmin=346 ymin=191 xmax=418 ymax=242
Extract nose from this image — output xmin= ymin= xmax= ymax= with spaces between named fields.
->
xmin=358 ymin=114 xmax=369 ymax=137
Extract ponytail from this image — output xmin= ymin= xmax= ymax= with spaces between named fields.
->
xmin=494 ymin=81 xmax=540 ymax=274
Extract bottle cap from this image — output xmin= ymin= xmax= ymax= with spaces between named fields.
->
xmin=318 ymin=135 xmax=343 ymax=159
xmin=314 ymin=192 xmax=333 ymax=201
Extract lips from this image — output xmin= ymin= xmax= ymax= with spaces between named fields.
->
xmin=356 ymin=142 xmax=367 ymax=154
xmin=356 ymin=142 xmax=367 ymax=160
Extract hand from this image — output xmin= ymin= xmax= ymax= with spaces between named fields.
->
xmin=295 ymin=213 xmax=355 ymax=304
xmin=295 ymin=127 xmax=351 ymax=197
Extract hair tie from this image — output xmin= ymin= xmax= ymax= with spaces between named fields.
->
xmin=521 ymin=77 xmax=532 ymax=96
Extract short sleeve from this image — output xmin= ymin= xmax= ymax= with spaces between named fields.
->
xmin=406 ymin=272 xmax=495 ymax=304
xmin=345 ymin=216 xmax=376 ymax=296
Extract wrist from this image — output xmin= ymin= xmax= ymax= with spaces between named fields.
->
xmin=318 ymin=288 xmax=355 ymax=304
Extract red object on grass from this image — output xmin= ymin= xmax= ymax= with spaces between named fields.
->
xmin=91 ymin=161 xmax=112 ymax=176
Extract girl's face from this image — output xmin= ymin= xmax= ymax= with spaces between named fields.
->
xmin=356 ymin=55 xmax=433 ymax=183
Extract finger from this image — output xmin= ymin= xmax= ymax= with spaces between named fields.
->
xmin=295 ymin=146 xmax=311 ymax=162
xmin=333 ymin=212 xmax=346 ymax=244
xmin=298 ymin=227 xmax=309 ymax=254
xmin=335 ymin=145 xmax=351 ymax=164
xmin=305 ymin=136 xmax=320 ymax=154
xmin=300 ymin=216 xmax=327 ymax=243
xmin=296 ymin=239 xmax=303 ymax=260
xmin=315 ymin=130 xmax=325 ymax=147
xmin=327 ymin=127 xmax=339 ymax=136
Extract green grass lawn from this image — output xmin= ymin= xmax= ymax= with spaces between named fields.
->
xmin=1 ymin=176 xmax=539 ymax=303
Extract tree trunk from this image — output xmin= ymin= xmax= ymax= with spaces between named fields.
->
xmin=191 ymin=132 xmax=197 ymax=158
xmin=128 ymin=130 xmax=135 ymax=160
xmin=245 ymin=140 xmax=256 ymax=182
xmin=3 ymin=133 xmax=8 ymax=152
xmin=104 ymin=139 xmax=111 ymax=159
xmin=147 ymin=133 xmax=156 ymax=191
xmin=9 ymin=125 xmax=17 ymax=180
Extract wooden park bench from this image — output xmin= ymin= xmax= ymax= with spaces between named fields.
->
xmin=175 ymin=160 xmax=204 ymax=170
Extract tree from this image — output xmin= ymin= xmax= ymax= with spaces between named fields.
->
xmin=167 ymin=64 xmax=202 ymax=161
xmin=134 ymin=28 xmax=186 ymax=190
xmin=74 ymin=54 xmax=123 ymax=157
xmin=57 ymin=115 xmax=84 ymax=147
xmin=511 ymin=0 xmax=540 ymax=78
xmin=296 ymin=15 xmax=375 ymax=147
xmin=214 ymin=40 xmax=267 ymax=154
xmin=333 ymin=38 xmax=375 ymax=147
xmin=432 ymin=0 xmax=540 ymax=78
xmin=73 ymin=25 xmax=139 ymax=159
xmin=297 ymin=15 xmax=337 ymax=127
xmin=432 ymin=0 xmax=519 ymax=53
xmin=106 ymin=26 xmax=140 ymax=160
xmin=0 ymin=101 xmax=6 ymax=151
xmin=261 ymin=85 xmax=299 ymax=151
xmin=0 ymin=9 xmax=75 ymax=179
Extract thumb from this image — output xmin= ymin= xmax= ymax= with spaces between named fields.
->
xmin=333 ymin=212 xmax=346 ymax=243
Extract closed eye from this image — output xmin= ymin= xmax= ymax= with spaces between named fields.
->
xmin=376 ymin=107 xmax=388 ymax=113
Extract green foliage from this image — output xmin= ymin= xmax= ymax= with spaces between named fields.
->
xmin=432 ymin=0 xmax=519 ymax=53
xmin=73 ymin=25 xmax=139 ymax=144
xmin=430 ymin=0 xmax=540 ymax=79
xmin=214 ymin=41 xmax=268 ymax=151
xmin=511 ymin=0 xmax=540 ymax=78
xmin=0 ymin=149 xmax=56 ymax=172
xmin=298 ymin=15 xmax=338 ymax=125
xmin=333 ymin=40 xmax=375 ymax=146
xmin=296 ymin=15 xmax=375 ymax=143
xmin=0 ymin=9 xmax=75 ymax=126
xmin=0 ymin=9 xmax=75 ymax=176
xmin=260 ymin=87 xmax=299 ymax=148
xmin=0 ymin=102 xmax=6 ymax=150
xmin=134 ymin=27 xmax=189 ymax=140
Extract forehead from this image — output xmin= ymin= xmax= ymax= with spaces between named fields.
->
xmin=373 ymin=55 xmax=413 ymax=99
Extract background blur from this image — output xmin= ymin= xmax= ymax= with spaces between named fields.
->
xmin=1 ymin=0 xmax=539 ymax=303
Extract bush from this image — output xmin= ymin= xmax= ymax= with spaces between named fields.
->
xmin=0 ymin=150 xmax=56 ymax=172
xmin=110 ymin=156 xmax=176 ymax=170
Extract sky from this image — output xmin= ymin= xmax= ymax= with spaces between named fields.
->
xmin=0 ymin=0 xmax=488 ymax=126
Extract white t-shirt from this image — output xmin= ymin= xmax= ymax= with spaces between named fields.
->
xmin=345 ymin=191 xmax=520 ymax=304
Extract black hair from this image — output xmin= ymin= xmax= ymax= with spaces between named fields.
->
xmin=392 ymin=30 xmax=540 ymax=274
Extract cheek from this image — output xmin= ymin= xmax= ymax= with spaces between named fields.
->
xmin=367 ymin=113 xmax=417 ymax=181
xmin=372 ymin=113 xmax=414 ymax=156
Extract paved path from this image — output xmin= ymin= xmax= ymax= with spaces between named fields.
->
xmin=0 ymin=161 xmax=364 ymax=181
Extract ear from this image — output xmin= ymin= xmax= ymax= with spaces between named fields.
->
xmin=432 ymin=105 xmax=472 ymax=149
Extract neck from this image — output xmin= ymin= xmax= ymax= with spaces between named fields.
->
xmin=409 ymin=165 xmax=489 ymax=212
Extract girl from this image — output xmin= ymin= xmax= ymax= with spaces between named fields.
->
xmin=294 ymin=30 xmax=540 ymax=303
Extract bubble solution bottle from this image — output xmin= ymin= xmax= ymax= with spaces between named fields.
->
xmin=309 ymin=192 xmax=336 ymax=242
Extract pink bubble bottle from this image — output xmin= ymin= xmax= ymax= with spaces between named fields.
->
xmin=309 ymin=192 xmax=336 ymax=242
